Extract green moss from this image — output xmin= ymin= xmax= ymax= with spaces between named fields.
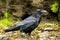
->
xmin=0 ymin=11 xmax=20 ymax=29
xmin=4 ymin=11 xmax=11 ymax=19
xmin=51 ymin=2 xmax=59 ymax=13
xmin=44 ymin=23 xmax=58 ymax=27
xmin=0 ymin=19 xmax=14 ymax=29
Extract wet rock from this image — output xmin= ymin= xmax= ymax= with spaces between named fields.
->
xmin=0 ymin=34 xmax=9 ymax=40
xmin=38 ymin=31 xmax=50 ymax=40
xmin=56 ymin=34 xmax=60 ymax=40
xmin=49 ymin=36 xmax=56 ymax=40
xmin=0 ymin=34 xmax=7 ymax=38
xmin=42 ymin=27 xmax=59 ymax=31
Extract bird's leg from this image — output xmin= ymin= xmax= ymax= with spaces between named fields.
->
xmin=27 ymin=33 xmax=32 ymax=40
xmin=20 ymin=32 xmax=28 ymax=40
xmin=19 ymin=32 xmax=23 ymax=40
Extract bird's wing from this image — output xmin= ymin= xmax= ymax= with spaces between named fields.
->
xmin=20 ymin=18 xmax=38 ymax=32
xmin=4 ymin=16 xmax=38 ymax=32
xmin=16 ymin=16 xmax=37 ymax=27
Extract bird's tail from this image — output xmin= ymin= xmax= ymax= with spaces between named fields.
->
xmin=4 ymin=25 xmax=20 ymax=32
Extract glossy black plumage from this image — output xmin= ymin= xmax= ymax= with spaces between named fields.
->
xmin=4 ymin=9 xmax=46 ymax=35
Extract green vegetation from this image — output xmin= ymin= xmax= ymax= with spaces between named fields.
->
xmin=0 ymin=11 xmax=21 ymax=29
xmin=0 ymin=19 xmax=14 ymax=29
xmin=44 ymin=23 xmax=58 ymax=27
xmin=50 ymin=2 xmax=60 ymax=26
xmin=4 ymin=11 xmax=11 ymax=19
xmin=0 ymin=11 xmax=15 ymax=29
xmin=51 ymin=2 xmax=59 ymax=13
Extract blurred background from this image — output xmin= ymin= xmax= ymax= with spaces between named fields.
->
xmin=0 ymin=0 xmax=60 ymax=40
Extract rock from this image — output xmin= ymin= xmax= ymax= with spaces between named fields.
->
xmin=0 ymin=34 xmax=7 ymax=38
xmin=38 ymin=31 xmax=50 ymax=40
xmin=44 ymin=27 xmax=53 ymax=30
xmin=49 ymin=36 xmax=56 ymax=40
xmin=43 ymin=27 xmax=59 ymax=31
xmin=0 ymin=34 xmax=9 ymax=40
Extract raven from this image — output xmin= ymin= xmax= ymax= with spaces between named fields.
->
xmin=4 ymin=9 xmax=47 ymax=35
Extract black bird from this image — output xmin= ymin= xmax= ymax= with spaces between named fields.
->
xmin=4 ymin=9 xmax=47 ymax=35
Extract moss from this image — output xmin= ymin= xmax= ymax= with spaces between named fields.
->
xmin=0 ymin=19 xmax=14 ymax=29
xmin=51 ymin=2 xmax=59 ymax=13
xmin=0 ymin=11 xmax=20 ymax=29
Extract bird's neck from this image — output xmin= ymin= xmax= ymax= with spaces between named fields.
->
xmin=32 ymin=12 xmax=42 ymax=19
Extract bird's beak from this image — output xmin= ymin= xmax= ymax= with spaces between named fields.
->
xmin=41 ymin=9 xmax=47 ymax=13
xmin=41 ymin=9 xmax=48 ymax=15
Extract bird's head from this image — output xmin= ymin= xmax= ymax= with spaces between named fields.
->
xmin=36 ymin=9 xmax=48 ymax=15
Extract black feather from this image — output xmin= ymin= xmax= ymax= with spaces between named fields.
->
xmin=4 ymin=9 xmax=42 ymax=35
